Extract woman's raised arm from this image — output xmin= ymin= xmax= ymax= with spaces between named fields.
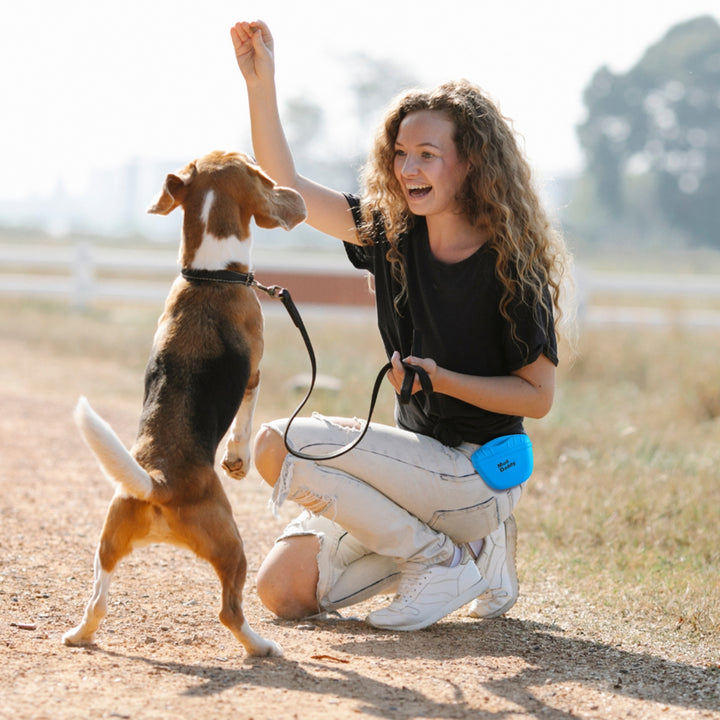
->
xmin=231 ymin=21 xmax=360 ymax=245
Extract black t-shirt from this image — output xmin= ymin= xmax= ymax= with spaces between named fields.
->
xmin=343 ymin=194 xmax=558 ymax=446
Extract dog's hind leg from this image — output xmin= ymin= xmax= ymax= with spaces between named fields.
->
xmin=222 ymin=370 xmax=260 ymax=480
xmin=63 ymin=548 xmax=114 ymax=646
xmin=177 ymin=495 xmax=283 ymax=657
xmin=214 ymin=546 xmax=283 ymax=657
xmin=63 ymin=496 xmax=149 ymax=646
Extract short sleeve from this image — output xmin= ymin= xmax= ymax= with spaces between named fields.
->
xmin=504 ymin=287 xmax=559 ymax=370
xmin=342 ymin=193 xmax=375 ymax=272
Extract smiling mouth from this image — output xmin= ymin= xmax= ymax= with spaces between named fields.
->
xmin=407 ymin=184 xmax=431 ymax=199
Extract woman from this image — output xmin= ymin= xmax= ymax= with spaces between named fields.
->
xmin=231 ymin=20 xmax=572 ymax=631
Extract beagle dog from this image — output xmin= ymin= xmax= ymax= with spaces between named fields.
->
xmin=63 ymin=151 xmax=306 ymax=657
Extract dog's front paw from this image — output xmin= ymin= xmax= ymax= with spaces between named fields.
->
xmin=223 ymin=437 xmax=252 ymax=479
xmin=222 ymin=455 xmax=250 ymax=480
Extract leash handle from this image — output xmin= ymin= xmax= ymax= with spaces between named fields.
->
xmin=399 ymin=362 xmax=433 ymax=404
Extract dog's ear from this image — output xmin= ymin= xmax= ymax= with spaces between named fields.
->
xmin=253 ymin=186 xmax=307 ymax=230
xmin=147 ymin=163 xmax=198 ymax=215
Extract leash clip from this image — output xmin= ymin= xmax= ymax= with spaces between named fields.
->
xmin=252 ymin=280 xmax=284 ymax=299
xmin=265 ymin=285 xmax=285 ymax=299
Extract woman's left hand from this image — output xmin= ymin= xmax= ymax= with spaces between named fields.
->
xmin=386 ymin=351 xmax=437 ymax=396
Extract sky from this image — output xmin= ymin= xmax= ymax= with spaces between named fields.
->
xmin=3 ymin=0 xmax=719 ymax=202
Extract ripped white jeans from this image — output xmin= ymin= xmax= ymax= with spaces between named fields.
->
xmin=264 ymin=413 xmax=523 ymax=611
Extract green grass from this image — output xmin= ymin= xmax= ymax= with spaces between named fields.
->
xmin=2 ymin=297 xmax=718 ymax=647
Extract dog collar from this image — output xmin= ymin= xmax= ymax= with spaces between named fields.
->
xmin=181 ymin=268 xmax=255 ymax=286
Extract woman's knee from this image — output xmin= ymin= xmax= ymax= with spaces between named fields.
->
xmin=256 ymin=536 xmax=321 ymax=619
xmin=253 ymin=424 xmax=287 ymax=486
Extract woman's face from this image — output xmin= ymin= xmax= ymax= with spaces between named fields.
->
xmin=393 ymin=110 xmax=468 ymax=219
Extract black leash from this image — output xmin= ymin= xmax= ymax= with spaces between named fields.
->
xmin=181 ymin=267 xmax=432 ymax=461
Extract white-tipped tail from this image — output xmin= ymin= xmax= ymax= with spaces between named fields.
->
xmin=74 ymin=396 xmax=153 ymax=499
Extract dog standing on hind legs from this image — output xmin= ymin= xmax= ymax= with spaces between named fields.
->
xmin=63 ymin=151 xmax=306 ymax=657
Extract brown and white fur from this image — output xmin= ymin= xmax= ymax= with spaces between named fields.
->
xmin=63 ymin=151 xmax=306 ymax=656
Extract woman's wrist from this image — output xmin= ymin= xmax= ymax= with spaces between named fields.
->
xmin=429 ymin=365 xmax=445 ymax=395
xmin=244 ymin=73 xmax=276 ymax=95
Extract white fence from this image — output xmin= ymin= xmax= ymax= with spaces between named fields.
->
xmin=2 ymin=241 xmax=720 ymax=327
xmin=0 ymin=242 xmax=178 ymax=306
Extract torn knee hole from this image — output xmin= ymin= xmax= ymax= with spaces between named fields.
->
xmin=288 ymin=488 xmax=336 ymax=515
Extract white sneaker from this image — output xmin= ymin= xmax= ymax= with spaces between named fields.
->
xmin=365 ymin=547 xmax=489 ymax=631
xmin=467 ymin=515 xmax=518 ymax=619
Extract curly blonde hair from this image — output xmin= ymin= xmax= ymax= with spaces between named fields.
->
xmin=360 ymin=79 xmax=574 ymax=351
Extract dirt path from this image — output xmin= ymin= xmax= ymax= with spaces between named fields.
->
xmin=2 ymin=392 xmax=719 ymax=720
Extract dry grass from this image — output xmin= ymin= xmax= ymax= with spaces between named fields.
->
xmin=2 ymin=296 xmax=718 ymax=651
xmin=525 ymin=327 xmax=720 ymax=643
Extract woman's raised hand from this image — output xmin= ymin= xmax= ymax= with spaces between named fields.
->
xmin=231 ymin=20 xmax=275 ymax=85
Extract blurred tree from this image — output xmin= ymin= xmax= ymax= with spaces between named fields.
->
xmin=576 ymin=15 xmax=720 ymax=247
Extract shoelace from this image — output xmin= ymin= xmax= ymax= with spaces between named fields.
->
xmin=393 ymin=564 xmax=433 ymax=604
